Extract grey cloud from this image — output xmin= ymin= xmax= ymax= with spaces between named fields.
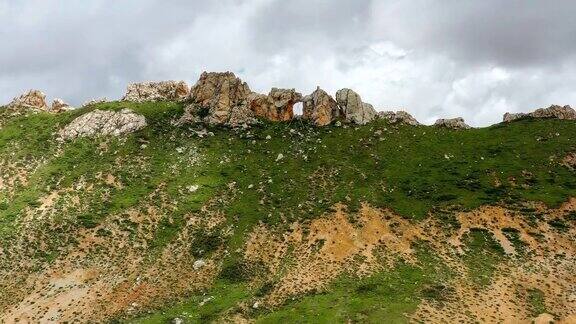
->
xmin=371 ymin=1 xmax=576 ymax=67
xmin=248 ymin=0 xmax=373 ymax=53
xmin=1 ymin=0 xmax=575 ymax=126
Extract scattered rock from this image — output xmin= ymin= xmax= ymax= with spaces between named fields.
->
xmin=434 ymin=117 xmax=471 ymax=130
xmin=171 ymin=318 xmax=183 ymax=324
xmin=249 ymin=88 xmax=302 ymax=122
xmin=335 ymin=88 xmax=377 ymax=125
xmin=252 ymin=301 xmax=260 ymax=309
xmin=179 ymin=72 xmax=257 ymax=127
xmin=7 ymin=89 xmax=49 ymax=111
xmin=562 ymin=152 xmax=576 ymax=170
xmin=193 ymin=259 xmax=206 ymax=270
xmin=503 ymin=105 xmax=576 ymax=122
xmin=122 ymin=81 xmax=190 ymax=102
xmin=51 ymin=98 xmax=72 ymax=112
xmin=379 ymin=111 xmax=420 ymax=126
xmin=302 ymin=87 xmax=340 ymax=126
xmin=199 ymin=296 xmax=213 ymax=306
xmin=59 ymin=109 xmax=147 ymax=140
xmin=192 ymin=128 xmax=213 ymax=138
xmin=187 ymin=185 xmax=200 ymax=193
xmin=276 ymin=153 xmax=284 ymax=162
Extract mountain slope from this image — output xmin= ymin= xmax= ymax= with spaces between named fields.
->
xmin=1 ymin=101 xmax=575 ymax=323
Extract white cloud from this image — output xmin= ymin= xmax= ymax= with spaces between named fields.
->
xmin=1 ymin=0 xmax=575 ymax=126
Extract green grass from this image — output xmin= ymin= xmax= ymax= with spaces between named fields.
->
xmin=462 ymin=229 xmax=505 ymax=286
xmin=526 ymin=288 xmax=547 ymax=317
xmin=130 ymin=281 xmax=251 ymax=324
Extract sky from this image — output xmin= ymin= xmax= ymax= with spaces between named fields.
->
xmin=1 ymin=0 xmax=576 ymax=126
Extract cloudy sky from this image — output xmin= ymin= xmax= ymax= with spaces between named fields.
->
xmin=1 ymin=0 xmax=575 ymax=126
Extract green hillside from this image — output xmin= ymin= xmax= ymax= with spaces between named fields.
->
xmin=1 ymin=101 xmax=575 ymax=323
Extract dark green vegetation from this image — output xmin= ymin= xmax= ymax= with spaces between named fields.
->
xmin=1 ymin=102 xmax=575 ymax=322
xmin=462 ymin=229 xmax=505 ymax=286
xmin=135 ymin=249 xmax=452 ymax=324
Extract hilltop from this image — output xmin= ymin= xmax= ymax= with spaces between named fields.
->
xmin=1 ymin=72 xmax=575 ymax=323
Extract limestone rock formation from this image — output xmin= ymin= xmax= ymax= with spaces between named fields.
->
xmin=82 ymin=98 xmax=108 ymax=107
xmin=8 ymin=90 xmax=49 ymax=111
xmin=248 ymin=88 xmax=302 ymax=122
xmin=180 ymin=72 xmax=257 ymax=127
xmin=503 ymin=105 xmax=576 ymax=122
xmin=379 ymin=111 xmax=420 ymax=126
xmin=335 ymin=88 xmax=377 ymax=125
xmin=122 ymin=81 xmax=189 ymax=102
xmin=502 ymin=112 xmax=528 ymax=123
xmin=51 ymin=98 xmax=72 ymax=112
xmin=302 ymin=87 xmax=340 ymax=126
xmin=59 ymin=109 xmax=147 ymax=140
xmin=434 ymin=117 xmax=471 ymax=130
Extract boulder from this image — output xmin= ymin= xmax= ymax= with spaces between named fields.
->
xmin=502 ymin=112 xmax=528 ymax=123
xmin=180 ymin=72 xmax=257 ymax=127
xmin=302 ymin=87 xmax=340 ymax=126
xmin=8 ymin=89 xmax=49 ymax=111
xmin=434 ymin=117 xmax=471 ymax=130
xmin=531 ymin=104 xmax=576 ymax=119
xmin=248 ymin=88 xmax=302 ymax=122
xmin=122 ymin=81 xmax=189 ymax=102
xmin=503 ymin=105 xmax=576 ymax=122
xmin=379 ymin=111 xmax=420 ymax=126
xmin=335 ymin=88 xmax=377 ymax=125
xmin=59 ymin=109 xmax=147 ymax=140
xmin=51 ymin=98 xmax=72 ymax=112
xmin=193 ymin=259 xmax=206 ymax=270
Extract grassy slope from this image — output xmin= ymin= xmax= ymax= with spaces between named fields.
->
xmin=1 ymin=102 xmax=575 ymax=322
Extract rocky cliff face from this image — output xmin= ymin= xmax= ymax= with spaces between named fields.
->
xmin=8 ymin=90 xmax=49 ymax=111
xmin=180 ymin=72 xmax=257 ymax=127
xmin=504 ymin=105 xmax=576 ymax=122
xmin=302 ymin=87 xmax=340 ymax=126
xmin=249 ymin=88 xmax=302 ymax=122
xmin=59 ymin=109 xmax=147 ymax=140
xmin=335 ymin=88 xmax=377 ymax=125
xmin=51 ymin=98 xmax=72 ymax=112
xmin=123 ymin=81 xmax=190 ymax=102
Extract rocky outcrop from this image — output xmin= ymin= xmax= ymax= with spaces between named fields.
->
xmin=82 ymin=98 xmax=108 ymax=107
xmin=51 ymin=98 xmax=72 ymax=112
xmin=379 ymin=111 xmax=420 ymax=126
xmin=302 ymin=87 xmax=340 ymax=126
xmin=248 ymin=88 xmax=302 ymax=122
xmin=335 ymin=88 xmax=377 ymax=125
xmin=180 ymin=72 xmax=257 ymax=127
xmin=59 ymin=109 xmax=147 ymax=140
xmin=502 ymin=112 xmax=528 ymax=123
xmin=8 ymin=90 xmax=49 ymax=111
xmin=503 ymin=105 xmax=576 ymax=122
xmin=122 ymin=81 xmax=189 ymax=102
xmin=434 ymin=117 xmax=471 ymax=130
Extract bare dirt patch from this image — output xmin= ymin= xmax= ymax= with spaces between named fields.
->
xmin=246 ymin=201 xmax=576 ymax=322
